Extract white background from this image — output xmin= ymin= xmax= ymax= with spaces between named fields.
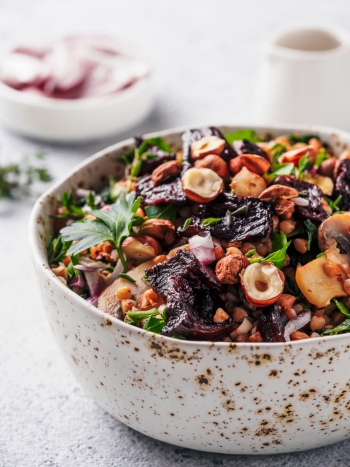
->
xmin=1 ymin=1 xmax=350 ymax=466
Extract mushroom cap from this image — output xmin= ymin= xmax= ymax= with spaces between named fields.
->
xmin=318 ymin=212 xmax=350 ymax=254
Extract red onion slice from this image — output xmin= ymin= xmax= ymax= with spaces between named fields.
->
xmin=86 ymin=295 xmax=100 ymax=307
xmin=189 ymin=234 xmax=215 ymax=265
xmin=69 ymin=273 xmax=85 ymax=288
xmin=284 ymin=311 xmax=311 ymax=342
xmin=84 ymin=271 xmax=102 ymax=297
xmin=292 ymin=197 xmax=309 ymax=207
xmin=74 ymin=260 xmax=110 ymax=272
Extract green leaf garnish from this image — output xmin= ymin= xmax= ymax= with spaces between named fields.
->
xmin=270 ymin=232 xmax=287 ymax=252
xmin=145 ymin=204 xmax=177 ymax=222
xmin=118 ymin=273 xmax=136 ymax=283
xmin=245 ymin=249 xmax=256 ymax=258
xmin=271 ymin=143 xmax=287 ymax=165
xmin=297 ymin=153 xmax=313 ymax=177
xmin=231 ymin=205 xmax=249 ymax=217
xmin=126 ymin=308 xmax=160 ymax=324
xmin=225 ymin=129 xmax=258 ymax=145
xmin=138 ymin=137 xmax=172 ymax=155
xmin=314 ymin=148 xmax=329 ymax=168
xmin=316 ymin=252 xmax=325 ymax=258
xmin=141 ymin=275 xmax=149 ymax=282
xmin=143 ymin=316 xmax=166 ymax=334
xmin=250 ymin=235 xmax=291 ymax=269
xmin=320 ymin=319 xmax=350 ymax=336
xmin=183 ymin=218 xmax=192 ymax=229
xmin=303 ymin=219 xmax=317 ymax=250
xmin=333 ymin=299 xmax=350 ymax=318
xmin=202 ymin=217 xmax=221 ymax=226
xmin=269 ymin=163 xmax=295 ymax=178
xmin=288 ymin=133 xmax=322 ymax=146
xmin=326 ymin=195 xmax=342 ymax=213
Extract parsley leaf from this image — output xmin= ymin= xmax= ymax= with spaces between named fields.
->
xmin=145 ymin=204 xmax=177 ymax=222
xmin=183 ymin=218 xmax=192 ymax=229
xmin=314 ymin=148 xmax=329 ymax=168
xmin=143 ymin=316 xmax=166 ymax=334
xmin=202 ymin=217 xmax=221 ymax=226
xmin=126 ymin=308 xmax=160 ymax=324
xmin=333 ymin=299 xmax=350 ymax=318
xmin=225 ymin=129 xmax=258 ymax=145
xmin=138 ymin=137 xmax=172 ymax=155
xmin=249 ymin=233 xmax=291 ymax=269
xmin=303 ymin=219 xmax=317 ymax=250
xmin=118 ymin=273 xmax=136 ymax=283
xmin=320 ymin=318 xmax=350 ymax=336
xmin=271 ymin=143 xmax=287 ymax=164
xmin=326 ymin=195 xmax=342 ymax=213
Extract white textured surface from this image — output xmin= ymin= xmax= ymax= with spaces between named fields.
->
xmin=2 ymin=1 xmax=350 ymax=465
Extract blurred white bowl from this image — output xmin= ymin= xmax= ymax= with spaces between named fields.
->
xmin=0 ymin=37 xmax=154 ymax=142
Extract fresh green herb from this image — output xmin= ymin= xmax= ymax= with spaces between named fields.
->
xmin=245 ymin=249 xmax=256 ymax=258
xmin=268 ymin=163 xmax=295 ymax=179
xmin=0 ymin=152 xmax=52 ymax=199
xmin=171 ymin=335 xmax=187 ymax=340
xmin=202 ymin=217 xmax=221 ymax=226
xmin=271 ymin=143 xmax=287 ymax=165
xmin=316 ymin=252 xmax=325 ymax=258
xmin=303 ymin=219 xmax=317 ymax=250
xmin=326 ymin=195 xmax=342 ymax=213
xmin=231 ymin=205 xmax=248 ymax=217
xmin=314 ymin=148 xmax=329 ymax=168
xmin=320 ymin=319 xmax=350 ymax=336
xmin=183 ymin=218 xmax=192 ymax=229
xmin=60 ymin=191 xmax=142 ymax=271
xmin=51 ymin=191 xmax=85 ymax=220
xmin=126 ymin=308 xmax=160 ymax=324
xmin=263 ymin=241 xmax=291 ymax=269
xmin=86 ymin=191 xmax=97 ymax=209
xmin=270 ymin=232 xmax=287 ymax=252
xmin=333 ymin=299 xmax=350 ymax=318
xmin=145 ymin=204 xmax=177 ymax=222
xmin=66 ymin=254 xmax=80 ymax=281
xmin=118 ymin=273 xmax=136 ymax=283
xmin=138 ymin=137 xmax=172 ymax=155
xmin=141 ymin=275 xmax=149 ymax=282
xmin=47 ymin=235 xmax=72 ymax=264
xmin=283 ymin=275 xmax=303 ymax=300
xmin=296 ymin=153 xmax=313 ymax=178
xmin=130 ymin=148 xmax=142 ymax=178
xmin=225 ymin=129 xmax=258 ymax=145
xmin=288 ymin=133 xmax=321 ymax=145
xmin=143 ymin=316 xmax=166 ymax=334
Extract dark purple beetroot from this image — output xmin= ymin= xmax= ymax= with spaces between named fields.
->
xmin=181 ymin=127 xmax=237 ymax=172
xmin=334 ymin=159 xmax=350 ymax=211
xmin=273 ymin=176 xmax=328 ymax=223
xmin=258 ymin=304 xmax=286 ymax=342
xmin=235 ymin=139 xmax=269 ymax=161
xmin=180 ymin=193 xmax=272 ymax=242
xmin=146 ymin=249 xmax=234 ymax=340
xmin=136 ymin=175 xmax=187 ymax=206
xmin=139 ymin=152 xmax=176 ymax=176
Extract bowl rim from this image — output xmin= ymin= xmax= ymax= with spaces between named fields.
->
xmin=29 ymin=122 xmax=350 ymax=349
xmin=0 ymin=32 xmax=152 ymax=109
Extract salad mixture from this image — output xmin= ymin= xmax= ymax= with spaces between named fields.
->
xmin=48 ymin=127 xmax=350 ymax=343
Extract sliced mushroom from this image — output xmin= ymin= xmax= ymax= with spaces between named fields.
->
xmin=97 ymin=260 xmax=154 ymax=318
xmin=318 ymin=213 xmax=350 ymax=254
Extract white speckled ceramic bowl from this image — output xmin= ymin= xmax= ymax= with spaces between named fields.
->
xmin=29 ymin=124 xmax=350 ymax=455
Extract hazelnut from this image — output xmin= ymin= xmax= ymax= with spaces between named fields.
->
xmin=182 ymin=167 xmax=223 ymax=203
xmin=249 ymin=331 xmax=264 ymax=342
xmin=240 ymin=262 xmax=285 ymax=307
xmin=318 ymin=157 xmax=337 ymax=178
xmin=213 ymin=307 xmax=230 ymax=323
xmin=273 ymin=198 xmax=295 ymax=220
xmin=151 ymin=160 xmax=182 ymax=186
xmin=290 ymin=331 xmax=309 ymax=341
xmin=190 ymin=136 xmax=225 ymax=160
xmin=279 ymin=219 xmax=296 ymax=235
xmin=230 ymin=167 xmax=266 ymax=197
xmin=140 ymin=219 xmax=176 ymax=246
xmin=259 ymin=184 xmax=299 ymax=202
xmin=293 ymin=238 xmax=308 ymax=254
xmin=194 ymin=154 xmax=229 ymax=179
xmin=229 ymin=154 xmax=270 ymax=176
xmin=215 ymin=254 xmax=250 ymax=284
xmin=122 ymin=235 xmax=162 ymax=264
xmin=278 ymin=145 xmax=316 ymax=166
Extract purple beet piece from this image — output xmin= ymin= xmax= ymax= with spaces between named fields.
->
xmin=135 ymin=138 xmax=177 ymax=175
xmin=136 ymin=175 xmax=187 ymax=206
xmin=146 ymin=249 xmax=234 ymax=340
xmin=237 ymin=139 xmax=269 ymax=161
xmin=334 ymin=159 xmax=350 ymax=211
xmin=180 ymin=193 xmax=272 ymax=242
xmin=258 ymin=304 xmax=286 ymax=342
xmin=273 ymin=176 xmax=328 ymax=223
xmin=181 ymin=126 xmax=237 ymax=172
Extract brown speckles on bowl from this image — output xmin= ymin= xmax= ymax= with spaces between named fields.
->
xmin=29 ymin=124 xmax=350 ymax=454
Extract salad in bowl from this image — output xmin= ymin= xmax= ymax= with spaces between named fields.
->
xmin=48 ymin=126 xmax=350 ymax=344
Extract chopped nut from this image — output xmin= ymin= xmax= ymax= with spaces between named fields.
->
xmin=229 ymin=154 xmax=270 ymax=176
xmin=236 ymin=333 xmax=250 ymax=342
xmin=318 ymin=157 xmax=337 ymax=178
xmin=309 ymin=138 xmax=323 ymax=151
xmin=230 ymin=167 xmax=266 ymax=197
xmin=121 ymin=299 xmax=137 ymax=314
xmin=273 ymin=198 xmax=295 ymax=220
xmin=216 ymin=254 xmax=250 ymax=284
xmin=151 ymin=160 xmax=182 ymax=186
xmin=249 ymin=331 xmax=263 ymax=342
xmin=214 ymin=246 xmax=225 ymax=260
xmin=116 ymin=286 xmax=132 ymax=300
xmin=182 ymin=167 xmax=223 ymax=203
xmin=256 ymin=242 xmax=268 ymax=257
xmin=190 ymin=136 xmax=225 ymax=160
xmin=194 ymin=154 xmax=229 ymax=179
xmin=240 ymin=242 xmax=256 ymax=255
xmin=226 ymin=246 xmax=242 ymax=256
xmin=52 ymin=264 xmax=68 ymax=281
xmin=278 ymin=145 xmax=316 ymax=165
xmin=213 ymin=307 xmax=230 ymax=323
xmin=291 ymin=331 xmax=310 ymax=340
xmin=310 ymin=315 xmax=326 ymax=331
xmin=168 ymin=244 xmax=190 ymax=257
xmin=140 ymin=219 xmax=176 ymax=246
xmin=284 ymin=307 xmax=297 ymax=320
xmin=153 ymin=254 xmax=168 ymax=265
xmin=232 ymin=307 xmax=248 ymax=322
xmin=279 ymin=219 xmax=296 ymax=235
xmin=277 ymin=294 xmax=296 ymax=309
xmin=293 ymin=238 xmax=308 ymax=254
xmin=259 ymin=184 xmax=299 ymax=202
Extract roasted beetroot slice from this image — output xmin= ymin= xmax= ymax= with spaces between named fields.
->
xmin=139 ymin=152 xmax=176 ymax=176
xmin=161 ymin=277 xmax=235 ymax=340
xmin=146 ymin=249 xmax=224 ymax=296
xmin=136 ymin=175 xmax=187 ymax=205
xmin=237 ymin=139 xmax=269 ymax=161
xmin=334 ymin=160 xmax=350 ymax=211
xmin=181 ymin=126 xmax=237 ymax=171
xmin=273 ymin=176 xmax=328 ymax=223
xmin=258 ymin=305 xmax=286 ymax=342
xmin=145 ymin=250 xmax=232 ymax=340
xmin=180 ymin=193 xmax=272 ymax=242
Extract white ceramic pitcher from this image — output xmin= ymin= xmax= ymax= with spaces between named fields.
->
xmin=254 ymin=25 xmax=350 ymax=130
